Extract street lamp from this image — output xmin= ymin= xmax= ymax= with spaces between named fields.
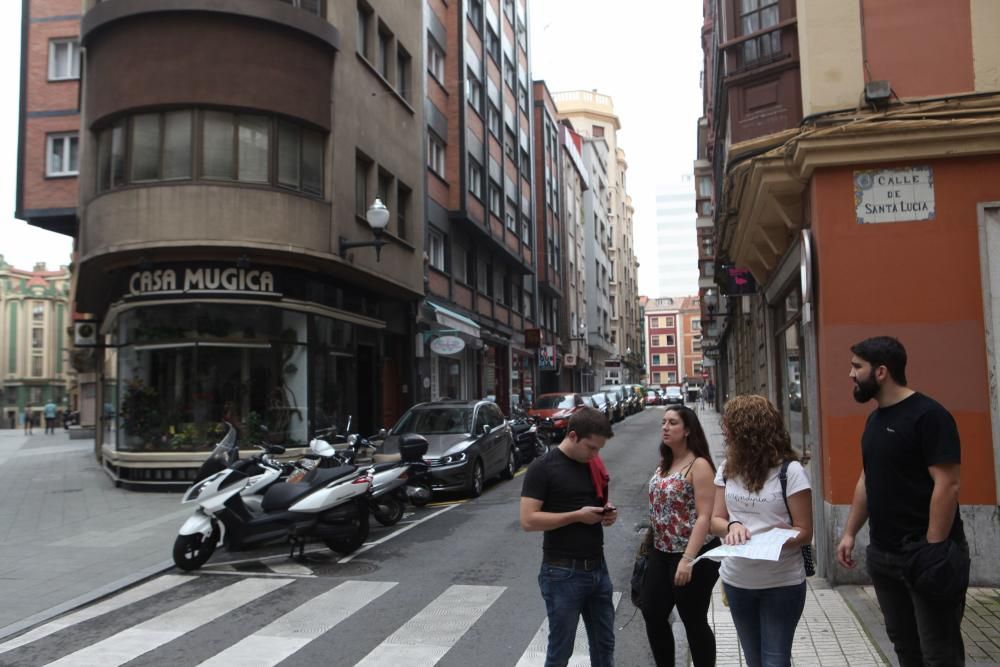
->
xmin=569 ymin=321 xmax=587 ymax=341
xmin=339 ymin=198 xmax=390 ymax=262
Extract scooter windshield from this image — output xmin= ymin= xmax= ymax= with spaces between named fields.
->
xmin=191 ymin=422 xmax=239 ymax=484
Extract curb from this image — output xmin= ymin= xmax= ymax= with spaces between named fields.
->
xmin=0 ymin=560 xmax=176 ymax=642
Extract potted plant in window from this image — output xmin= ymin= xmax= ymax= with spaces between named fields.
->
xmin=119 ymin=379 xmax=161 ymax=449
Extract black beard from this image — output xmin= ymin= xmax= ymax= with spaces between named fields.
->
xmin=853 ymin=375 xmax=880 ymax=403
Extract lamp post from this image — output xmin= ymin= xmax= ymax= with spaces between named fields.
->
xmin=339 ymin=198 xmax=390 ymax=261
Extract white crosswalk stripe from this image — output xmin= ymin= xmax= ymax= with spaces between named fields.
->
xmin=198 ymin=580 xmax=398 ymax=666
xmin=43 ymin=577 xmax=292 ymax=667
xmin=516 ymin=591 xmax=623 ymax=667
xmin=0 ymin=574 xmax=191 ymax=655
xmin=355 ymin=584 xmax=506 ymax=666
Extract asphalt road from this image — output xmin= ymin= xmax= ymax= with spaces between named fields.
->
xmin=1 ymin=407 xmax=669 ymax=666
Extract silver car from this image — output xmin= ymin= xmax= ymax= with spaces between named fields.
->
xmin=381 ymin=400 xmax=516 ymax=498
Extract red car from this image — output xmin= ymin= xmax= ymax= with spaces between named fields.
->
xmin=527 ymin=393 xmax=585 ymax=442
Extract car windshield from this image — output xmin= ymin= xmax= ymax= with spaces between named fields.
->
xmin=589 ymin=394 xmax=606 ymax=405
xmin=391 ymin=406 xmax=474 ymax=434
xmin=535 ymin=394 xmax=576 ymax=409
xmin=646 ymin=391 xmax=657 ymax=397
xmin=666 ymin=387 xmax=683 ymax=396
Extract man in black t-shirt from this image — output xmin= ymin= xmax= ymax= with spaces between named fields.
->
xmin=836 ymin=336 xmax=969 ymax=667
xmin=520 ymin=407 xmax=616 ymax=667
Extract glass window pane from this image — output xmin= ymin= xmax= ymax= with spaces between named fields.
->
xmin=742 ymin=14 xmax=759 ymax=34
xmin=278 ymin=121 xmax=300 ymax=188
xmin=111 ymin=123 xmax=125 ymax=186
xmin=202 ymin=111 xmax=235 ymax=179
xmin=762 ymin=5 xmax=779 ymax=27
xmin=130 ymin=113 xmax=161 ymax=182
xmin=743 ymin=40 xmax=758 ymax=63
xmin=302 ymin=130 xmax=323 ymax=195
xmin=98 ymin=128 xmax=111 ymax=191
xmin=162 ymin=111 xmax=192 ymax=180
xmin=238 ymin=115 xmax=269 ymax=183
xmin=70 ymin=42 xmax=80 ymax=78
xmin=53 ymin=43 xmax=68 ymax=78
xmin=69 ymin=136 xmax=79 ymax=172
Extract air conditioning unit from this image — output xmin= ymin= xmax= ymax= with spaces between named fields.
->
xmin=73 ymin=321 xmax=99 ymax=347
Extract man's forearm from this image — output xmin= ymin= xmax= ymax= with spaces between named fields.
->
xmin=841 ymin=474 xmax=869 ymax=538
xmin=522 ymin=509 xmax=581 ymax=532
xmin=926 ymin=479 xmax=960 ymax=542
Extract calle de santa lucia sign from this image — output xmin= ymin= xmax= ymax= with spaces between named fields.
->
xmin=854 ymin=166 xmax=935 ymax=225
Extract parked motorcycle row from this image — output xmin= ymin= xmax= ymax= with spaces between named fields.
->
xmin=172 ymin=420 xmax=433 ymax=571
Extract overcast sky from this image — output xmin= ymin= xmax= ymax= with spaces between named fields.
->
xmin=529 ymin=0 xmax=704 ymax=297
xmin=0 ymin=1 xmax=705 ymax=293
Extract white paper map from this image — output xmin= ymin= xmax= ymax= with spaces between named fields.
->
xmin=692 ymin=528 xmax=800 ymax=564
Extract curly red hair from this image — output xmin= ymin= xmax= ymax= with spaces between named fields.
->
xmin=721 ymin=394 xmax=798 ymax=494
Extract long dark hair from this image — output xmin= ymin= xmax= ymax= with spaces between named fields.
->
xmin=659 ymin=406 xmax=716 ymax=475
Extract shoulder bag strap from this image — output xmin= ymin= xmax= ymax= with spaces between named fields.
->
xmin=779 ymin=460 xmax=793 ymax=523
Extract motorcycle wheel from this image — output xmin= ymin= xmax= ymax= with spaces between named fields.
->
xmin=325 ymin=501 xmax=370 ymax=555
xmin=172 ymin=522 xmax=219 ymax=571
xmin=372 ymin=495 xmax=405 ymax=526
xmin=408 ymin=480 xmax=432 ymax=507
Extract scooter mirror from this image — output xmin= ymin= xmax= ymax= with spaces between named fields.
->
xmin=378 ymin=428 xmax=387 ymax=439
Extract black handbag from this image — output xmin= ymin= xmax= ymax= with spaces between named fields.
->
xmin=630 ymin=528 xmax=653 ymax=608
xmin=779 ymin=461 xmax=816 ymax=577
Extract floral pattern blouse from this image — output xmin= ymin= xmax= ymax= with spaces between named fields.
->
xmin=649 ymin=464 xmax=707 ymax=553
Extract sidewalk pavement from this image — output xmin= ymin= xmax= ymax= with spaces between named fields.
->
xmin=691 ymin=404 xmax=1000 ymax=666
xmin=0 ymin=428 xmax=183 ymax=640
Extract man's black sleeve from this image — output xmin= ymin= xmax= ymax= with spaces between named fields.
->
xmin=918 ymin=405 xmax=961 ymax=467
xmin=521 ymin=457 xmax=548 ymax=501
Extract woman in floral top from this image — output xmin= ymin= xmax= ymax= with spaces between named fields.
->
xmin=641 ymin=405 xmax=721 ymax=666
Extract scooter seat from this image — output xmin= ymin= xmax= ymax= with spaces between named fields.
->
xmin=371 ymin=462 xmax=402 ymax=473
xmin=261 ymin=465 xmax=357 ymax=512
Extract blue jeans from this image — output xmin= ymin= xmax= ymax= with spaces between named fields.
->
xmin=723 ymin=581 xmax=806 ymax=667
xmin=537 ymin=560 xmax=615 ymax=667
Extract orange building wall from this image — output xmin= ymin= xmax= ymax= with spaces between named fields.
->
xmin=810 ymin=157 xmax=1000 ymax=506
xmin=862 ymin=0 xmax=974 ymax=99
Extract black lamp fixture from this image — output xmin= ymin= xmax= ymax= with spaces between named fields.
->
xmin=340 ymin=198 xmax=390 ymax=262
xmin=569 ymin=321 xmax=587 ymax=341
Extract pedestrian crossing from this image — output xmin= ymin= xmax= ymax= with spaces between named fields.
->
xmin=0 ymin=573 xmax=626 ymax=666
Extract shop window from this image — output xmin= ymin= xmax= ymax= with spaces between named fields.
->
xmin=774 ymin=285 xmax=807 ymax=456
xmin=115 ymin=305 xmax=316 ymax=452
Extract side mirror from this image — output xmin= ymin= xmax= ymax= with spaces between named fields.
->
xmin=378 ymin=428 xmax=388 ymax=439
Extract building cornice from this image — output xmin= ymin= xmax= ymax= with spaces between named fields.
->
xmin=721 ymin=99 xmax=1000 ymax=283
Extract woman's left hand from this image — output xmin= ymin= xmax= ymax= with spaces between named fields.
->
xmin=674 ymin=559 xmax=693 ymax=586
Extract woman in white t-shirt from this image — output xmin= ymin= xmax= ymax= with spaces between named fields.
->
xmin=710 ymin=395 xmax=813 ymax=667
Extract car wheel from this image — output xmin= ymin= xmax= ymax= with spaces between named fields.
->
xmin=466 ymin=459 xmax=485 ymax=498
xmin=501 ymin=447 xmax=516 ymax=480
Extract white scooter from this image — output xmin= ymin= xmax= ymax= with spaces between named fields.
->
xmin=307 ymin=430 xmax=431 ymax=526
xmin=172 ymin=422 xmax=373 ymax=571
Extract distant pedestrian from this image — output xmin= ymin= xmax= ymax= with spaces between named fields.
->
xmin=703 ymin=382 xmax=716 ymax=409
xmin=43 ymin=401 xmax=57 ymax=434
xmin=642 ymin=405 xmax=721 ymax=666
xmin=711 ymin=394 xmax=812 ymax=667
xmin=837 ymin=336 xmax=968 ymax=667
xmin=22 ymin=408 xmax=33 ymax=435
xmin=520 ymin=407 xmax=617 ymax=667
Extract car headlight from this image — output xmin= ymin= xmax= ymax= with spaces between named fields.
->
xmin=438 ymin=451 xmax=468 ymax=465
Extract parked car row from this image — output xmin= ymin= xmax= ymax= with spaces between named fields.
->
xmin=644 ymin=385 xmax=686 ymax=406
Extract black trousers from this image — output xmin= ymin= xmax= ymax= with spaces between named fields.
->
xmin=641 ymin=548 xmax=721 ymax=667
xmin=867 ymin=542 xmax=969 ymax=667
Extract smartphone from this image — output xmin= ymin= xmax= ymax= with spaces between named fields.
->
xmin=601 ymin=505 xmax=616 ymax=514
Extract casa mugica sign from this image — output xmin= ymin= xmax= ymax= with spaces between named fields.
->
xmin=854 ymin=166 xmax=935 ymax=225
xmin=125 ymin=265 xmax=280 ymax=299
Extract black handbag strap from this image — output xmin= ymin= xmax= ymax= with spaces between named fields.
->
xmin=779 ymin=460 xmax=794 ymax=524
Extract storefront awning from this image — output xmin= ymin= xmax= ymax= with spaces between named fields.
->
xmin=427 ymin=301 xmax=480 ymax=338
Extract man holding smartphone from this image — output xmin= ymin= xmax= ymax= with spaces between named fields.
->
xmin=520 ymin=407 xmax=617 ymax=667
